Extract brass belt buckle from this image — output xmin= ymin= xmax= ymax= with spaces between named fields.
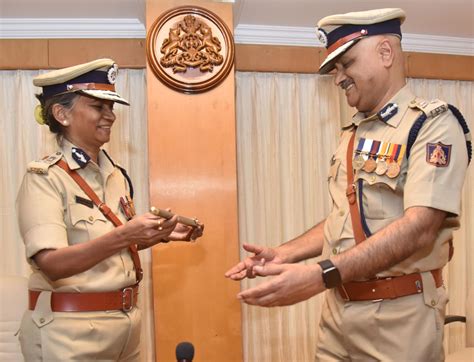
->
xmin=122 ymin=287 xmax=134 ymax=312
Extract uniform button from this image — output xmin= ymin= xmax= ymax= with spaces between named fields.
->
xmin=370 ymin=175 xmax=376 ymax=183
xmin=39 ymin=317 xmax=45 ymax=324
xmin=88 ymin=216 xmax=94 ymax=222
xmin=431 ymin=299 xmax=436 ymax=306
xmin=332 ymin=248 xmax=338 ymax=255
xmin=338 ymin=210 xmax=344 ymax=216
xmin=127 ymin=271 xmax=131 ymax=277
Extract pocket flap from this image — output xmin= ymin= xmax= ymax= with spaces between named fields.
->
xmin=69 ymin=203 xmax=107 ymax=226
xmin=355 ymin=170 xmax=399 ymax=190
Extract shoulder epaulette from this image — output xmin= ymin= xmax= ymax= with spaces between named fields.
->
xmin=408 ymin=97 xmax=448 ymax=118
xmin=27 ymin=151 xmax=63 ymax=174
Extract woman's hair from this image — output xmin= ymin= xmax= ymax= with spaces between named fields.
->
xmin=36 ymin=92 xmax=78 ymax=135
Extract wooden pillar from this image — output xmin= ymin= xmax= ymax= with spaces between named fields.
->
xmin=146 ymin=1 xmax=242 ymax=361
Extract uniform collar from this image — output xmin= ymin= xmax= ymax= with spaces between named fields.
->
xmin=349 ymin=84 xmax=415 ymax=128
xmin=61 ymin=139 xmax=115 ymax=175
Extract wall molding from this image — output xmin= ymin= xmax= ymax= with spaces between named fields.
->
xmin=0 ymin=18 xmax=146 ymax=39
xmin=1 ymin=19 xmax=473 ymax=57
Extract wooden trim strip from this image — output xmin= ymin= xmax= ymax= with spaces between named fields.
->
xmin=1 ymin=40 xmax=473 ymax=81
xmin=235 ymin=44 xmax=474 ymax=81
xmin=0 ymin=39 xmax=146 ymax=69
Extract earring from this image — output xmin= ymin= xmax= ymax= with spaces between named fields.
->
xmin=62 ymin=120 xmax=69 ymax=126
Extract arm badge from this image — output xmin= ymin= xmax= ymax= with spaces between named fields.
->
xmin=426 ymin=142 xmax=451 ymax=167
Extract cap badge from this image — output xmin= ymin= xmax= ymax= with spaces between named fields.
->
xmin=317 ymin=28 xmax=328 ymax=47
xmin=107 ymin=64 xmax=118 ymax=84
xmin=72 ymin=147 xmax=91 ymax=168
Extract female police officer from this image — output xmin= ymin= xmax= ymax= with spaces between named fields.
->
xmin=16 ymin=58 xmax=201 ymax=361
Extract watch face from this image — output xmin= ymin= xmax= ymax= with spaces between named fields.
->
xmin=319 ymin=260 xmax=342 ymax=289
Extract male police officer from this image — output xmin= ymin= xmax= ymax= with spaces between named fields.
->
xmin=225 ymin=8 xmax=470 ymax=360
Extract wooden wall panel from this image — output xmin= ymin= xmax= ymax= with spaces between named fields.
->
xmin=235 ymin=44 xmax=323 ymax=73
xmin=406 ymin=52 xmax=474 ymax=81
xmin=48 ymin=39 xmax=146 ymax=68
xmin=0 ymin=39 xmax=145 ymax=69
xmin=234 ymin=44 xmax=474 ymax=81
xmin=146 ymin=1 xmax=243 ymax=362
xmin=0 ymin=39 xmax=49 ymax=69
xmin=1 ymin=39 xmax=472 ymax=81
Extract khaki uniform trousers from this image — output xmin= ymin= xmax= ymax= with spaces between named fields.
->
xmin=315 ymin=272 xmax=448 ymax=361
xmin=19 ymin=307 xmax=141 ymax=362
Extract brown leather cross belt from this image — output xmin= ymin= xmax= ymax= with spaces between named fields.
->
xmin=28 ymin=286 xmax=138 ymax=312
xmin=337 ymin=269 xmax=443 ymax=301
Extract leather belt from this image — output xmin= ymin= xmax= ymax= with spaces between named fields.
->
xmin=29 ymin=286 xmax=138 ymax=312
xmin=337 ymin=269 xmax=443 ymax=302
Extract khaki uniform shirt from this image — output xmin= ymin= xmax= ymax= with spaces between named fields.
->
xmin=17 ymin=139 xmax=136 ymax=292
xmin=323 ymin=85 xmax=468 ymax=277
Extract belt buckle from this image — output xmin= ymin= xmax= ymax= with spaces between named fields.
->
xmin=122 ymin=287 xmax=134 ymax=312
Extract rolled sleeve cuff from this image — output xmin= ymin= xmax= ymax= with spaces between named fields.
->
xmin=24 ymin=224 xmax=67 ymax=266
xmin=404 ymin=181 xmax=461 ymax=216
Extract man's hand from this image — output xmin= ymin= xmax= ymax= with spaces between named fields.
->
xmin=237 ymin=263 xmax=325 ymax=307
xmin=224 ymin=243 xmax=284 ymax=281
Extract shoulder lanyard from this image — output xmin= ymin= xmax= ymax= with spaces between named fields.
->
xmin=56 ymin=159 xmax=143 ymax=284
xmin=345 ymin=129 xmax=367 ymax=244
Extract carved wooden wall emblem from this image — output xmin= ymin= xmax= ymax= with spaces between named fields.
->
xmin=147 ymin=6 xmax=235 ymax=94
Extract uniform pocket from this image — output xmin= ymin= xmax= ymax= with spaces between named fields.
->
xmin=70 ymin=203 xmax=107 ymax=226
xmin=355 ymin=171 xmax=403 ymax=220
xmin=69 ymin=203 xmax=108 ymax=242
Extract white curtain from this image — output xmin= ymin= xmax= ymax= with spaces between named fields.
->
xmin=0 ymin=69 xmax=155 ymax=362
xmin=235 ymin=72 xmax=474 ymax=361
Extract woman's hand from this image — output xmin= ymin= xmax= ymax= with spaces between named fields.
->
xmin=118 ymin=212 xmax=178 ymax=249
xmin=167 ymin=222 xmax=204 ymax=242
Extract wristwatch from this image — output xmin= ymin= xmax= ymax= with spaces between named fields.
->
xmin=318 ymin=259 xmax=342 ymax=289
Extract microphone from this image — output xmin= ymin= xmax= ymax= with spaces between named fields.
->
xmin=176 ymin=341 xmax=194 ymax=362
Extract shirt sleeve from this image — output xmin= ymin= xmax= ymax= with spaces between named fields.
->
xmin=404 ymin=109 xmax=469 ymax=215
xmin=16 ymin=171 xmax=68 ymax=265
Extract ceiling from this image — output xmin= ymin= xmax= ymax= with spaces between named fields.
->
xmin=1 ymin=0 xmax=473 ymax=41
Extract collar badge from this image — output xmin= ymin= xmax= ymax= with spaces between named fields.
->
xmin=378 ymin=103 xmax=399 ymax=122
xmin=72 ymin=147 xmax=91 ymax=168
